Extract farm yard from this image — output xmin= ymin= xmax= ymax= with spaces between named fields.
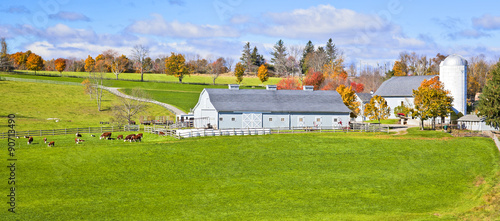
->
xmin=1 ymin=71 xmax=500 ymax=220
xmin=1 ymin=129 xmax=499 ymax=220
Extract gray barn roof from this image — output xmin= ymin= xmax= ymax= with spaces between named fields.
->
xmin=374 ymin=75 xmax=438 ymax=97
xmin=204 ymin=89 xmax=351 ymax=113
xmin=356 ymin=93 xmax=373 ymax=103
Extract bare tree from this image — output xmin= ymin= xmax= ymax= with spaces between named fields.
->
xmin=112 ymin=88 xmax=151 ymax=125
xmin=131 ymin=44 xmax=150 ymax=81
xmin=90 ymin=61 xmax=107 ymax=111
xmin=0 ymin=37 xmax=13 ymax=71
xmin=112 ymin=55 xmax=129 ymax=80
xmin=225 ymin=57 xmax=234 ymax=72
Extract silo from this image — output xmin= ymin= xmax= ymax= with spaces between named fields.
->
xmin=439 ymin=54 xmax=468 ymax=115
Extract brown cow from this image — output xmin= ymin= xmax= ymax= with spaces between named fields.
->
xmin=132 ymin=135 xmax=142 ymax=142
xmin=48 ymin=141 xmax=55 ymax=147
xmin=100 ymin=132 xmax=112 ymax=140
xmin=75 ymin=138 xmax=85 ymax=144
xmin=124 ymin=134 xmax=135 ymax=142
xmin=159 ymin=132 xmax=165 ymax=136
xmin=117 ymin=135 xmax=124 ymax=140
xmin=28 ymin=136 xmax=33 ymax=144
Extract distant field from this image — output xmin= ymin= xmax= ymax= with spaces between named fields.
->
xmin=2 ymin=130 xmax=498 ymax=220
xmin=0 ymin=80 xmax=174 ymax=130
xmin=15 ymin=70 xmax=283 ymax=86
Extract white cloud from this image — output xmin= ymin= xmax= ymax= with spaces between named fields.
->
xmin=473 ymin=14 xmax=500 ymax=30
xmin=127 ymin=14 xmax=240 ymax=38
xmin=256 ymin=5 xmax=394 ymax=41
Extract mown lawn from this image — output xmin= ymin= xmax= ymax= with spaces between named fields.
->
xmin=2 ymin=130 xmax=498 ymax=220
xmin=0 ymin=80 xmax=174 ymax=130
xmin=13 ymin=70 xmax=283 ymax=86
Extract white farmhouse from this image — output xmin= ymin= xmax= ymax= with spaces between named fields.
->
xmin=192 ymin=85 xmax=351 ymax=129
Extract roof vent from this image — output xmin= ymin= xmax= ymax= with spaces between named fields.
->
xmin=303 ymin=85 xmax=314 ymax=91
xmin=266 ymin=85 xmax=277 ymax=90
xmin=228 ymin=84 xmax=240 ymax=90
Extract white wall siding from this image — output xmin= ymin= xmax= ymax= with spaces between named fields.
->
xmin=193 ymin=90 xmax=218 ymax=128
xmin=384 ymin=97 xmax=414 ymax=119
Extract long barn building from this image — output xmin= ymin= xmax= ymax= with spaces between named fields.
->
xmin=192 ymin=85 xmax=351 ymax=129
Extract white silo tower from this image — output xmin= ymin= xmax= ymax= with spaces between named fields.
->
xmin=439 ymin=54 xmax=468 ymax=115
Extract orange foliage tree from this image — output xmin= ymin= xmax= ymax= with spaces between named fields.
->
xmin=84 ymin=55 xmax=95 ymax=73
xmin=26 ymin=53 xmax=44 ymax=74
xmin=54 ymin=58 xmax=66 ymax=74
xmin=350 ymin=82 xmax=364 ymax=93
xmin=302 ymin=69 xmax=324 ymax=90
xmin=393 ymin=60 xmax=407 ymax=76
xmin=277 ymin=76 xmax=302 ymax=90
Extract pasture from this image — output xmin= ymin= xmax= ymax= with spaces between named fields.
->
xmin=0 ymin=80 xmax=173 ymax=130
xmin=15 ymin=70 xmax=283 ymax=86
xmin=2 ymin=130 xmax=499 ymax=220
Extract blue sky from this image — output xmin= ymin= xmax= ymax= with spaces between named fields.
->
xmin=1 ymin=0 xmax=500 ymax=66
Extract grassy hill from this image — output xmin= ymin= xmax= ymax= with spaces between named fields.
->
xmin=1 ymin=130 xmax=498 ymax=220
xmin=0 ymin=80 xmax=174 ymax=130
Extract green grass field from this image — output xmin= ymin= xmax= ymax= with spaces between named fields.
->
xmin=2 ymin=130 xmax=499 ymax=220
xmin=15 ymin=70 xmax=283 ymax=86
xmin=0 ymin=80 xmax=174 ymax=130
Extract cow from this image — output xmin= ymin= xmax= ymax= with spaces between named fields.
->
xmin=132 ymin=135 xmax=142 ymax=142
xmin=43 ymin=137 xmax=47 ymax=143
xmin=117 ymin=135 xmax=124 ymax=140
xmin=75 ymin=138 xmax=85 ymax=144
xmin=48 ymin=141 xmax=55 ymax=147
xmin=100 ymin=132 xmax=112 ymax=140
xmin=159 ymin=131 xmax=165 ymax=136
xmin=28 ymin=136 xmax=33 ymax=144
xmin=90 ymin=134 xmax=96 ymax=137
xmin=76 ymin=133 xmax=82 ymax=137
xmin=124 ymin=134 xmax=135 ymax=142
xmin=24 ymin=136 xmax=29 ymax=138
xmin=136 ymin=133 xmax=143 ymax=138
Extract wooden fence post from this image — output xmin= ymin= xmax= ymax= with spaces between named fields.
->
xmin=52 ymin=129 xmax=55 ymax=135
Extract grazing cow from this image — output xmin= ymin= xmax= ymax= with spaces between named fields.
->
xmin=75 ymin=138 xmax=85 ymax=144
xmin=117 ymin=135 xmax=124 ymax=140
xmin=48 ymin=141 xmax=55 ymax=147
xmin=43 ymin=137 xmax=47 ymax=143
xmin=91 ymin=134 xmax=96 ymax=137
xmin=132 ymin=135 xmax=142 ymax=142
xmin=100 ymin=132 xmax=112 ymax=140
xmin=136 ymin=133 xmax=143 ymax=138
xmin=24 ymin=136 xmax=29 ymax=138
xmin=124 ymin=134 xmax=135 ymax=142
xmin=76 ymin=133 xmax=82 ymax=137
xmin=159 ymin=132 xmax=165 ymax=136
xmin=28 ymin=136 xmax=33 ymax=144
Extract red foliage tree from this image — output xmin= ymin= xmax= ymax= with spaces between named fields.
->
xmin=350 ymin=82 xmax=365 ymax=93
xmin=302 ymin=69 xmax=325 ymax=90
xmin=277 ymin=76 xmax=302 ymax=90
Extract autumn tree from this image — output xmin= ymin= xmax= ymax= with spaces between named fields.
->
xmin=394 ymin=102 xmax=412 ymax=118
xmin=26 ymin=53 xmax=44 ymax=74
xmin=81 ymin=79 xmax=93 ymax=100
xmin=393 ymin=60 xmax=407 ymax=76
xmin=131 ymin=44 xmax=149 ymax=81
xmin=477 ymin=61 xmax=500 ymax=129
xmin=277 ymin=76 xmax=302 ymax=90
xmin=257 ymin=64 xmax=269 ymax=84
xmin=350 ymin=82 xmax=364 ymax=93
xmin=210 ymin=57 xmax=228 ymax=85
xmin=0 ymin=38 xmax=13 ymax=71
xmin=336 ymin=85 xmax=360 ymax=118
xmin=364 ymin=95 xmax=390 ymax=123
xmin=234 ymin=62 xmax=245 ymax=84
xmin=412 ymin=76 xmax=453 ymax=130
xmin=302 ymin=69 xmax=324 ymax=90
xmin=54 ymin=58 xmax=66 ymax=74
xmin=84 ymin=55 xmax=95 ymax=73
xmin=112 ymin=55 xmax=129 ymax=80
xmin=165 ymin=53 xmax=189 ymax=83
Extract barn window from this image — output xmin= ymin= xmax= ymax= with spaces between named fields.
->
xmin=281 ymin=118 xmax=285 ymax=122
xmin=334 ymin=118 xmax=338 ymax=122
xmin=232 ymin=118 xmax=235 ymax=121
xmin=219 ymin=117 xmax=223 ymax=121
xmin=299 ymin=118 xmax=304 ymax=122
xmin=316 ymin=118 xmax=321 ymax=122
xmin=269 ymin=118 xmax=273 ymax=122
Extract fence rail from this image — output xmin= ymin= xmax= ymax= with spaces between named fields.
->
xmin=0 ymin=126 xmax=131 ymax=139
xmin=1 ymin=76 xmax=82 ymax=86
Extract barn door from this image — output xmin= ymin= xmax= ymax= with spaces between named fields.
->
xmin=242 ymin=113 xmax=262 ymax=128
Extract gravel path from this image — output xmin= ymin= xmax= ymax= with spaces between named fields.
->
xmin=100 ymin=86 xmax=187 ymax=116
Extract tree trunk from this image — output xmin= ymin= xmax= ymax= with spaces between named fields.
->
xmin=421 ymin=119 xmax=425 ymax=130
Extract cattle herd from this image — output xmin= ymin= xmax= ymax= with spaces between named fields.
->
xmin=19 ymin=132 xmax=145 ymax=147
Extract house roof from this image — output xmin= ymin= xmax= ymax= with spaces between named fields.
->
xmin=356 ymin=93 xmax=373 ymax=103
xmin=457 ymin=114 xmax=484 ymax=122
xmin=374 ymin=75 xmax=438 ymax=97
xmin=204 ymin=89 xmax=351 ymax=113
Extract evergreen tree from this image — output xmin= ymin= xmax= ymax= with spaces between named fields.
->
xmin=477 ymin=61 xmax=500 ymax=129
xmin=240 ymin=42 xmax=252 ymax=73
xmin=300 ymin=40 xmax=315 ymax=74
xmin=326 ymin=38 xmax=338 ymax=63
xmin=271 ymin=39 xmax=287 ymax=76
xmin=250 ymin=46 xmax=264 ymax=68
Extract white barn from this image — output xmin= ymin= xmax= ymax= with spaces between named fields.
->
xmin=192 ymin=85 xmax=351 ymax=129
xmin=373 ymin=75 xmax=437 ymax=119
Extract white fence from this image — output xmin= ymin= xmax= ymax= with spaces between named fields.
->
xmin=175 ymin=128 xmax=272 ymax=138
